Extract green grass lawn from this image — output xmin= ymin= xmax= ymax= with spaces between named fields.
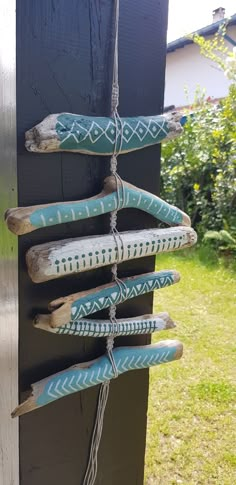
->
xmin=145 ymin=250 xmax=236 ymax=485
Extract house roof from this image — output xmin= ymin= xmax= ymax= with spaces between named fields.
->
xmin=167 ymin=13 xmax=236 ymax=53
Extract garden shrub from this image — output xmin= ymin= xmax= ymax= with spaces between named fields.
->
xmin=161 ymin=28 xmax=236 ymax=241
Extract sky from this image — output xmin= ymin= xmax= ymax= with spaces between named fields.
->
xmin=167 ymin=1 xmax=236 ymax=42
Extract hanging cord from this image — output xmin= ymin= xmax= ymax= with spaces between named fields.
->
xmin=106 ymin=57 xmax=126 ymax=378
xmin=82 ymin=381 xmax=110 ymax=485
xmin=107 ymin=8 xmax=127 ymax=364
xmin=83 ymin=2 xmax=127 ymax=484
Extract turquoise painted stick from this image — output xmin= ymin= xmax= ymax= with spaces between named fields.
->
xmin=34 ymin=312 xmax=175 ymax=337
xmin=5 ymin=176 xmax=190 ymax=235
xmin=26 ymin=226 xmax=197 ymax=283
xmin=25 ymin=111 xmax=183 ymax=154
xmin=46 ymin=270 xmax=180 ymax=328
xmin=12 ymin=340 xmax=183 ymax=417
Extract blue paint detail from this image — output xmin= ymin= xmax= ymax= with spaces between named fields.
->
xmin=29 ymin=184 xmax=184 ymax=229
xmin=180 ymin=113 xmax=194 ymax=126
xmin=70 ymin=271 xmax=176 ymax=320
xmin=36 ymin=343 xmax=178 ymax=406
xmin=56 ymin=113 xmax=170 ymax=154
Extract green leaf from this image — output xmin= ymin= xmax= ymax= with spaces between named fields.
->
xmin=219 ymin=230 xmax=236 ymax=244
xmin=204 ymin=231 xmax=223 ymax=242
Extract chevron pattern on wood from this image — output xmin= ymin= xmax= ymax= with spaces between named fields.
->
xmin=11 ymin=340 xmax=183 ymax=416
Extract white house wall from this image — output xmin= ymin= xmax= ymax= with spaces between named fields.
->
xmin=165 ymin=25 xmax=236 ymax=108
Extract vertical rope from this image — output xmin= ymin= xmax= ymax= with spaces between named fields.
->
xmin=83 ymin=2 xmax=121 ymax=484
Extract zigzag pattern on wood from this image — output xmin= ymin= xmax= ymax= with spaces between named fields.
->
xmin=69 ymin=271 xmax=179 ymax=321
xmin=47 ymin=270 xmax=180 ymax=328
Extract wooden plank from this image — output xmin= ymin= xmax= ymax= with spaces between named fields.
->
xmin=0 ymin=1 xmax=19 ymax=484
xmin=5 ymin=175 xmax=190 ymax=235
xmin=16 ymin=1 xmax=170 ymax=484
xmin=12 ymin=340 xmax=183 ymax=418
xmin=26 ymin=226 xmax=197 ymax=283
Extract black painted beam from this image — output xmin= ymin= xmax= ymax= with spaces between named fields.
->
xmin=16 ymin=1 xmax=169 ymax=484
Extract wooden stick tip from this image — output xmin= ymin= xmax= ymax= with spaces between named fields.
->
xmin=175 ymin=341 xmax=184 ymax=360
xmin=11 ymin=394 xmax=37 ymax=418
xmin=5 ymin=212 xmax=29 ymax=236
xmin=158 ymin=312 xmax=176 ymax=329
xmin=172 ymin=270 xmax=181 ymax=283
xmin=34 ymin=314 xmax=53 ymax=332
xmin=182 ymin=213 xmax=191 ymax=227
xmin=188 ymin=228 xmax=198 ymax=245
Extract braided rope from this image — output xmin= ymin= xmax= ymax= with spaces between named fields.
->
xmin=106 ymin=101 xmax=127 ymax=377
xmin=83 ymin=2 xmax=124 ymax=483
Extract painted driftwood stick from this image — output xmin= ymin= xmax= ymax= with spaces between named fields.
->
xmin=12 ymin=340 xmax=183 ymax=417
xmin=42 ymin=270 xmax=180 ymax=328
xmin=5 ymin=175 xmax=190 ymax=236
xmin=35 ymin=312 xmax=175 ymax=337
xmin=25 ymin=111 xmax=183 ymax=154
xmin=27 ymin=226 xmax=197 ymax=283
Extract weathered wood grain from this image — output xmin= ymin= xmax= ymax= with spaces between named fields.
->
xmin=5 ymin=175 xmax=190 ymax=235
xmin=41 ymin=270 xmax=180 ymax=328
xmin=25 ymin=111 xmax=183 ymax=154
xmin=26 ymin=226 xmax=197 ymax=283
xmin=12 ymin=340 xmax=183 ymax=417
xmin=34 ymin=312 xmax=175 ymax=336
xmin=0 ymin=2 xmax=19 ymax=483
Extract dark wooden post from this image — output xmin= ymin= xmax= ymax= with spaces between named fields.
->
xmin=1 ymin=1 xmax=169 ymax=483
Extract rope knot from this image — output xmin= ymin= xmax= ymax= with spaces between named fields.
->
xmin=106 ymin=335 xmax=119 ymax=379
xmin=110 ymin=154 xmax=118 ymax=174
xmin=109 ymin=303 xmax=117 ymax=321
xmin=110 ymin=212 xmax=118 ymax=230
xmin=111 ymin=264 xmax=118 ymax=281
xmin=106 ymin=336 xmax=115 ymax=353
xmin=111 ymin=84 xmax=119 ymax=112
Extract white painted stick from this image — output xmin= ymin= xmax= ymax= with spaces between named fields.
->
xmin=34 ymin=312 xmax=175 ymax=337
xmin=26 ymin=226 xmax=197 ymax=283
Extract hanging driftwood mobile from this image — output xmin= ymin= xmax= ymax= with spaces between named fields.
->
xmin=6 ymin=9 xmax=197 ymax=485
xmin=35 ymin=312 xmax=175 ymax=337
xmin=12 ymin=339 xmax=183 ymax=417
xmin=26 ymin=226 xmax=197 ymax=283
xmin=39 ymin=270 xmax=180 ymax=328
xmin=25 ymin=111 xmax=184 ymax=154
xmin=5 ymin=31 xmax=195 ymax=423
xmin=5 ymin=175 xmax=190 ymax=235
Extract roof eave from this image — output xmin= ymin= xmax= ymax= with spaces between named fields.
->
xmin=167 ymin=14 xmax=236 ymax=53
